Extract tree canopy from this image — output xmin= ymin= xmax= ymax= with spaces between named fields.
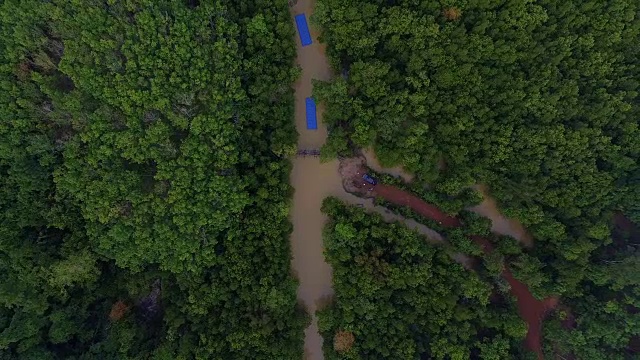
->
xmin=314 ymin=0 xmax=640 ymax=267
xmin=0 ymin=0 xmax=304 ymax=358
xmin=315 ymin=0 xmax=640 ymax=358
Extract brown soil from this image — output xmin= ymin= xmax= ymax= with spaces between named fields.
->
xmin=339 ymin=156 xmax=375 ymax=195
xmin=333 ymin=330 xmax=355 ymax=352
xmin=340 ymin=156 xmax=558 ymax=359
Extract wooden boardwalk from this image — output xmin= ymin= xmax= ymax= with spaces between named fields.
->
xmin=296 ymin=149 xmax=320 ymax=157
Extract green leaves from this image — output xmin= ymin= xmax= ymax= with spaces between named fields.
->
xmin=320 ymin=199 xmax=532 ymax=359
xmin=47 ymin=251 xmax=100 ymax=296
xmin=1 ymin=0 xmax=304 ymax=358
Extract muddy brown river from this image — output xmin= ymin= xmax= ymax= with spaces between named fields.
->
xmin=363 ymin=149 xmax=532 ymax=246
xmin=288 ymin=1 xmax=339 ymax=358
xmin=288 ymin=2 xmax=446 ymax=358
xmin=290 ymin=157 xmax=445 ymax=359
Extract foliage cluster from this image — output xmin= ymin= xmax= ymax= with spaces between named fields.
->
xmin=315 ymin=0 xmax=640 ymax=286
xmin=0 ymin=0 xmax=304 ymax=358
xmin=315 ymin=0 xmax=640 ymax=358
xmin=319 ymin=198 xmax=532 ymax=360
xmin=542 ymin=220 xmax=640 ymax=359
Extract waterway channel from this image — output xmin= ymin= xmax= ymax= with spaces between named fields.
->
xmin=288 ymin=1 xmax=547 ymax=358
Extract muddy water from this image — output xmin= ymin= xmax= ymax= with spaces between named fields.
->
xmin=290 ymin=159 xmax=446 ymax=359
xmin=472 ymin=236 xmax=558 ymax=359
xmin=288 ymin=0 xmax=332 ymax=356
xmin=291 ymin=170 xmax=449 ymax=359
xmin=467 ymin=185 xmax=533 ymax=247
xmin=291 ymin=0 xmax=332 ymax=149
xmin=368 ymin=178 xmax=558 ymax=358
xmin=288 ymin=0 xmax=335 ymax=355
xmin=289 ymin=159 xmax=340 ymax=360
xmin=288 ymin=2 xmax=447 ymax=356
xmin=374 ymin=184 xmax=461 ymax=227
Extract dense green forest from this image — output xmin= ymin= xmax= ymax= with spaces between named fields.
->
xmin=0 ymin=0 xmax=304 ymax=358
xmin=315 ymin=0 xmax=640 ymax=358
xmin=320 ymin=198 xmax=534 ymax=359
xmin=3 ymin=0 xmax=640 ymax=359
xmin=541 ymin=219 xmax=640 ymax=359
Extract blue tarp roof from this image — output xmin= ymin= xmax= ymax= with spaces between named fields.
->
xmin=295 ymin=14 xmax=312 ymax=47
xmin=305 ymin=97 xmax=317 ymax=130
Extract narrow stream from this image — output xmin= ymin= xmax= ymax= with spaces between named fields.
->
xmin=363 ymin=149 xmax=533 ymax=246
xmin=288 ymin=0 xmax=337 ymax=349
xmin=359 ymin=150 xmax=556 ymax=358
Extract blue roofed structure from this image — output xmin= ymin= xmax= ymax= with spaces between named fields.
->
xmin=305 ymin=97 xmax=317 ymax=130
xmin=295 ymin=14 xmax=312 ymax=47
